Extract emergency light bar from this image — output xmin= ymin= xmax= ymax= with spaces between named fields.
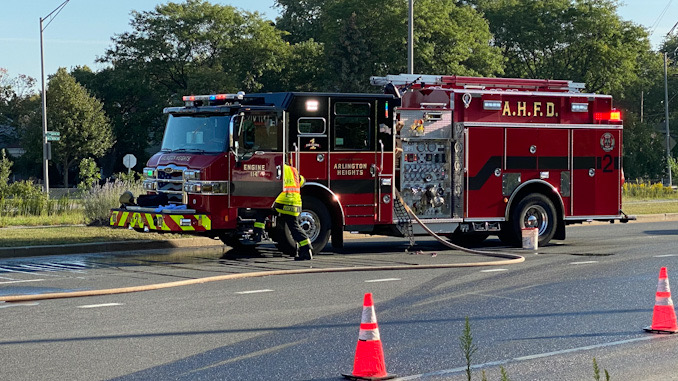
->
xmin=182 ymin=92 xmax=245 ymax=106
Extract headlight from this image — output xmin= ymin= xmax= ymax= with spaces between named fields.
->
xmin=184 ymin=181 xmax=228 ymax=194
xmin=184 ymin=170 xmax=201 ymax=180
xmin=143 ymin=180 xmax=156 ymax=190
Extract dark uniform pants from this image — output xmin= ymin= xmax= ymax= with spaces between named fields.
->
xmin=278 ymin=213 xmax=311 ymax=255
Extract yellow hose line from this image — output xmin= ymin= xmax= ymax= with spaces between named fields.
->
xmin=0 ymin=261 xmax=521 ymax=303
xmin=0 ymin=192 xmax=524 ymax=303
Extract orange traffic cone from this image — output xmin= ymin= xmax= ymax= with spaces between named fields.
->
xmin=342 ymin=293 xmax=396 ymax=381
xmin=644 ymin=267 xmax=678 ymax=334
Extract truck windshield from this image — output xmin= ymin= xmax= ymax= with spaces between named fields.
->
xmin=161 ymin=114 xmax=229 ymax=153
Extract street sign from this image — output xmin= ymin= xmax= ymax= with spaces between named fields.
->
xmin=46 ymin=131 xmax=60 ymax=141
xmin=122 ymin=154 xmax=137 ymax=169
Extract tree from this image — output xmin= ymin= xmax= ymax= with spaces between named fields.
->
xmin=471 ymin=0 xmax=655 ymax=96
xmin=71 ymin=65 xmax=166 ymax=176
xmin=28 ymin=68 xmax=113 ymax=187
xmin=103 ymin=0 xmax=295 ymax=95
xmin=621 ymin=112 xmax=666 ymax=180
xmin=327 ymin=12 xmax=375 ymax=92
xmin=276 ymin=0 xmax=504 ymax=91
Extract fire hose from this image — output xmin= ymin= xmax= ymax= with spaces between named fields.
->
xmin=0 ymin=193 xmax=523 ymax=303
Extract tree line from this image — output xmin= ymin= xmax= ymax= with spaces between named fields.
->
xmin=0 ymin=0 xmax=676 ymax=186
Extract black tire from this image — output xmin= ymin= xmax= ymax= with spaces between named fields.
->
xmin=273 ymin=196 xmax=331 ymax=255
xmin=509 ymin=193 xmax=558 ymax=247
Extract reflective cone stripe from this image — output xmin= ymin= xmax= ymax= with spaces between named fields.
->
xmin=359 ymin=297 xmax=381 ymax=341
xmin=645 ymin=267 xmax=678 ymax=334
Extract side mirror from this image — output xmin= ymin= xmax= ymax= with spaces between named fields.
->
xmin=383 ymin=83 xmax=401 ymax=98
xmin=233 ymin=141 xmax=242 ymax=166
xmin=230 ymin=114 xmax=242 ymax=162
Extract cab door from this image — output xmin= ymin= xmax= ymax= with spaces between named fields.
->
xmin=296 ymin=117 xmax=329 ymax=183
xmin=229 ymin=111 xmax=285 ymax=209
xmin=328 ymin=98 xmax=378 ymax=226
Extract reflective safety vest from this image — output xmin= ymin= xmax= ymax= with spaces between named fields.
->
xmin=274 ymin=164 xmax=305 ymax=216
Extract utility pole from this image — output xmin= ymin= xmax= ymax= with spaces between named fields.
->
xmin=40 ymin=0 xmax=70 ymax=195
xmin=665 ymin=51 xmax=672 ymax=186
xmin=407 ymin=0 xmax=414 ymax=74
xmin=664 ymin=21 xmax=678 ymax=186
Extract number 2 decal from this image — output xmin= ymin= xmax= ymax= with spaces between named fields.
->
xmin=602 ymin=154 xmax=613 ymax=173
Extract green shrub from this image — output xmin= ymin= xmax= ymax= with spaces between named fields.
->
xmin=77 ymin=157 xmax=101 ymax=191
xmin=114 ymin=171 xmax=141 ymax=183
xmin=82 ymin=178 xmax=143 ymax=225
xmin=0 ymin=149 xmax=79 ymax=218
xmin=623 ymin=181 xmax=677 ymax=199
xmin=0 ymin=149 xmax=11 ymax=188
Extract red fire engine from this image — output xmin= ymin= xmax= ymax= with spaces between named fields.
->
xmin=109 ymin=74 xmax=630 ymax=252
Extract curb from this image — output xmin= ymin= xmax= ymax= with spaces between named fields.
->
xmin=0 ymin=237 xmax=225 ymax=259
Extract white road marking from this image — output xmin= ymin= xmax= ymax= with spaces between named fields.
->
xmin=235 ymin=289 xmax=274 ymax=295
xmin=0 ymin=279 xmax=45 ymax=285
xmin=570 ymin=261 xmax=598 ymax=265
xmin=480 ymin=269 xmax=508 ymax=273
xmin=654 ymin=254 xmax=678 ymax=258
xmin=0 ymin=302 xmax=39 ymax=309
xmin=396 ymin=336 xmax=657 ymax=380
xmin=365 ymin=278 xmax=401 ymax=283
xmin=77 ymin=303 xmax=123 ymax=309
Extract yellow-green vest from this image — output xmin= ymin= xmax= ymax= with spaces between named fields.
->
xmin=274 ymin=165 xmax=304 ymax=216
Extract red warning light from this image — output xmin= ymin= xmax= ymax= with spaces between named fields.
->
xmin=594 ymin=110 xmax=622 ymax=122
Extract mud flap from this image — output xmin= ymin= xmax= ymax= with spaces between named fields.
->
xmin=554 ymin=217 xmax=566 ymax=240
xmin=331 ymin=224 xmax=344 ymax=249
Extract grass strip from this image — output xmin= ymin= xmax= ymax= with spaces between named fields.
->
xmin=622 ymin=200 xmax=678 ymax=215
xmin=0 ymin=226 xmax=184 ymax=248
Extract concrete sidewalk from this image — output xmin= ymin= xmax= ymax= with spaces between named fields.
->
xmin=0 ymin=213 xmax=675 ymax=259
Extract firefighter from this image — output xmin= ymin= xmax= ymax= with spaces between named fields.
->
xmin=254 ymin=161 xmax=312 ymax=260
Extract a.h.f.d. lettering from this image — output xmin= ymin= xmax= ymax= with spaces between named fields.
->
xmin=502 ymin=101 xmax=557 ymax=118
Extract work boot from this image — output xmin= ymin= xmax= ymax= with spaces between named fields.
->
xmin=300 ymin=246 xmax=313 ymax=260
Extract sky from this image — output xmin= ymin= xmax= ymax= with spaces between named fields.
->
xmin=1 ymin=0 xmax=677 ymax=88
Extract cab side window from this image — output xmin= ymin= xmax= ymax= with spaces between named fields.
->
xmin=238 ymin=113 xmax=280 ymax=153
xmin=333 ymin=102 xmax=371 ymax=151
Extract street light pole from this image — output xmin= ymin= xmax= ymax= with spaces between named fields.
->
xmin=407 ymin=0 xmax=413 ymax=74
xmin=665 ymin=51 xmax=672 ymax=187
xmin=39 ymin=0 xmax=70 ymax=195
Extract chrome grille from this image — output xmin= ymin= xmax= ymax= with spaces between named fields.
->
xmin=156 ymin=165 xmax=186 ymax=203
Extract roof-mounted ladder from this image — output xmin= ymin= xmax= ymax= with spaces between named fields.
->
xmin=370 ymin=74 xmax=585 ymax=93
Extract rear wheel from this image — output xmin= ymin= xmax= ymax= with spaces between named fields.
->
xmin=509 ymin=193 xmax=558 ymax=247
xmin=272 ymin=196 xmax=331 ymax=255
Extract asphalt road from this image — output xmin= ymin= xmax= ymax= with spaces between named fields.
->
xmin=1 ymin=221 xmax=678 ymax=381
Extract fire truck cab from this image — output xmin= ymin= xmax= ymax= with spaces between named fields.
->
xmin=110 ymin=74 xmax=630 ymax=253
xmin=110 ymin=91 xmax=400 ymax=254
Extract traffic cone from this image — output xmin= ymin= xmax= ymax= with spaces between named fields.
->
xmin=644 ymin=267 xmax=678 ymax=334
xmin=342 ymin=293 xmax=396 ymax=381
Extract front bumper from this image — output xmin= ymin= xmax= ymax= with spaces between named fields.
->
xmin=110 ymin=206 xmax=212 ymax=232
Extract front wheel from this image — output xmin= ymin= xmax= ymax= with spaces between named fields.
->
xmin=509 ymin=193 xmax=558 ymax=247
xmin=272 ymin=196 xmax=331 ymax=255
